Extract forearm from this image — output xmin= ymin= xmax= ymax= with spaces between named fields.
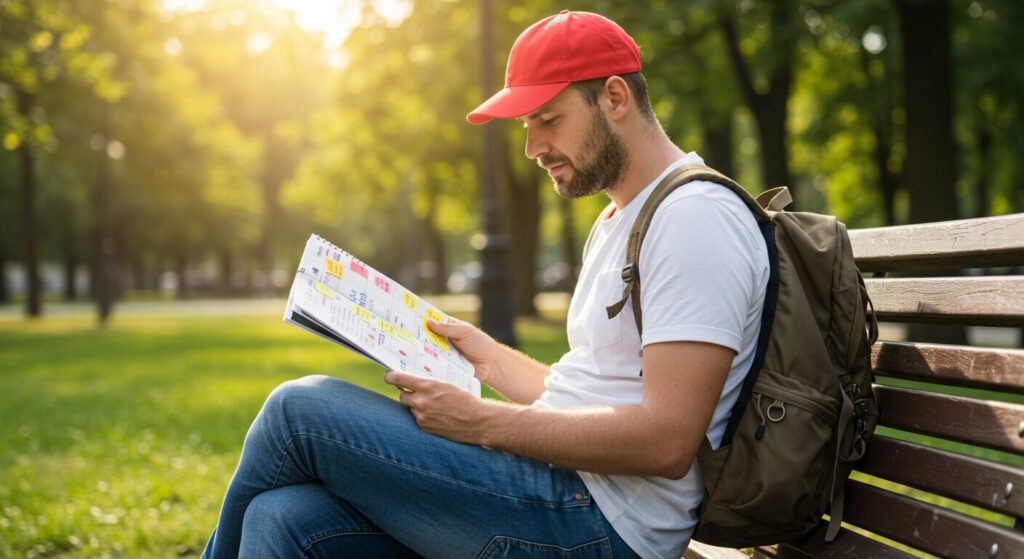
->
xmin=485 ymin=345 xmax=551 ymax=405
xmin=475 ymin=400 xmax=690 ymax=478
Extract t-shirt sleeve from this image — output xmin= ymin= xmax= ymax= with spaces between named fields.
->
xmin=637 ymin=187 xmax=762 ymax=353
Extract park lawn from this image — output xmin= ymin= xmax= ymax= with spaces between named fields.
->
xmin=0 ymin=311 xmax=569 ymax=558
xmin=2 ymin=310 xmax=1020 ymax=558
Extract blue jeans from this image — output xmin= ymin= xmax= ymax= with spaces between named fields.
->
xmin=201 ymin=375 xmax=639 ymax=558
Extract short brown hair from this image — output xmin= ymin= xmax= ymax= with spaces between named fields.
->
xmin=570 ymin=72 xmax=657 ymax=123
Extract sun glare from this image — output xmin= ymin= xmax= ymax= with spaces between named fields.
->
xmin=163 ymin=0 xmax=411 ymax=52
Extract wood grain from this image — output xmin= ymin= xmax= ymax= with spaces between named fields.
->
xmin=872 ymin=341 xmax=1024 ymax=393
xmin=842 ymin=481 xmax=1024 ymax=559
xmin=865 ymin=276 xmax=1024 ymax=326
xmin=857 ymin=435 xmax=1024 ymax=517
xmin=874 ymin=385 xmax=1024 ymax=454
xmin=850 ymin=213 xmax=1024 ymax=272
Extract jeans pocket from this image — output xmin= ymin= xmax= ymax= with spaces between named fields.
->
xmin=477 ymin=536 xmax=612 ymax=559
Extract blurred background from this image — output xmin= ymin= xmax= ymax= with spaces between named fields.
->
xmin=1 ymin=1 xmax=1023 ymax=556
xmin=1 ymin=0 xmax=1021 ymax=325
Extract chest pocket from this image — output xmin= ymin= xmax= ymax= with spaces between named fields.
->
xmin=586 ymin=269 xmax=625 ymax=350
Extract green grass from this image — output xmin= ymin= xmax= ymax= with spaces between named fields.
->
xmin=2 ymin=310 xmax=1019 ymax=557
xmin=0 ymin=311 xmax=569 ymax=558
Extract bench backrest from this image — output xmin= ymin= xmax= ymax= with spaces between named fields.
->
xmin=764 ymin=213 xmax=1024 ymax=559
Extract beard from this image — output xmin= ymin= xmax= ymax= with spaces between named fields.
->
xmin=540 ymin=107 xmax=630 ymax=200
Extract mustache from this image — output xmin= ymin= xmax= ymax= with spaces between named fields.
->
xmin=538 ymin=155 xmax=571 ymax=169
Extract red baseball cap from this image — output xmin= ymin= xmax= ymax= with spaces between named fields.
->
xmin=467 ymin=10 xmax=641 ymax=125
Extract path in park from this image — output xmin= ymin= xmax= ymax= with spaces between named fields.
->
xmin=0 ymin=293 xmax=1017 ymax=347
xmin=0 ymin=293 xmax=572 ymax=319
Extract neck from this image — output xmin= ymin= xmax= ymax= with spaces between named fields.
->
xmin=605 ymin=128 xmax=686 ymax=210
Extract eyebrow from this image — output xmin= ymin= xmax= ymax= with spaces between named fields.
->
xmin=519 ymin=103 xmax=556 ymax=123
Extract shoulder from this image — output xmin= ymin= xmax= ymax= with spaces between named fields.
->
xmin=644 ymin=180 xmax=764 ymax=253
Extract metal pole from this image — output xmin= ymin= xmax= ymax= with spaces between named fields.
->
xmin=477 ymin=0 xmax=517 ymax=347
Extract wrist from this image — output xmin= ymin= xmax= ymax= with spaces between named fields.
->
xmin=475 ymin=399 xmax=515 ymax=448
xmin=480 ymin=343 xmax=509 ymax=385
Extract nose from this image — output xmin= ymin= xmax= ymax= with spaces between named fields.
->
xmin=523 ymin=126 xmax=548 ymax=161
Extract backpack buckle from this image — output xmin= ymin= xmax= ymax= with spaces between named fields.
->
xmin=621 ymin=263 xmax=638 ymax=284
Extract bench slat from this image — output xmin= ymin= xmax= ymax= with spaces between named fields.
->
xmin=874 ymin=385 xmax=1024 ymax=454
xmin=872 ymin=342 xmax=1024 ymax=394
xmin=843 ymin=480 xmax=1024 ymax=559
xmin=857 ymin=435 xmax=1024 ymax=518
xmin=754 ymin=523 xmax=915 ymax=559
xmin=850 ymin=213 xmax=1024 ymax=272
xmin=865 ymin=276 xmax=1024 ymax=326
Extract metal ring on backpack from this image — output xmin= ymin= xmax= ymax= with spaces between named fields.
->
xmin=766 ymin=400 xmax=786 ymax=422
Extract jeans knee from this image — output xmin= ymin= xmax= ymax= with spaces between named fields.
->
xmin=256 ymin=374 xmax=334 ymax=431
xmin=265 ymin=374 xmax=331 ymax=408
xmin=239 ymin=490 xmax=295 ymax=551
xmin=242 ymin=489 xmax=285 ymax=530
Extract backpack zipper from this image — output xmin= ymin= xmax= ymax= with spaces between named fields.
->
xmin=755 ymin=383 xmax=838 ymax=424
xmin=753 ymin=393 xmax=767 ymax=440
xmin=751 ymin=384 xmax=839 ymax=442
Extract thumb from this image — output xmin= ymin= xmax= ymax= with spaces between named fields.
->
xmin=426 ymin=318 xmax=466 ymax=338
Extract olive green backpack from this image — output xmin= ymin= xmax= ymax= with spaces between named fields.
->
xmin=605 ymin=164 xmax=879 ymax=547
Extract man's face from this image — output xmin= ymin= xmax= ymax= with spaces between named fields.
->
xmin=520 ymin=88 xmax=629 ymax=199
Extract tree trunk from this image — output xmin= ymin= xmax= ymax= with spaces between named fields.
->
xmin=424 ymin=185 xmax=448 ymax=295
xmin=256 ymin=140 xmax=284 ymax=296
xmin=753 ymin=85 xmax=791 ymax=190
xmin=63 ymin=253 xmax=78 ymax=301
xmin=398 ymin=175 xmax=420 ymax=292
xmin=0 ymin=247 xmax=9 ymax=303
xmin=701 ymin=115 xmax=735 ymax=179
xmin=505 ymin=141 xmax=541 ymax=317
xmin=720 ymin=5 xmax=794 ymax=193
xmin=900 ymin=0 xmax=957 ymax=224
xmin=974 ymin=107 xmax=992 ymax=218
xmin=476 ymin=0 xmax=517 ymax=346
xmin=899 ymin=0 xmax=964 ymax=344
xmin=93 ymin=108 xmax=116 ymax=324
xmin=127 ymin=256 xmax=143 ymax=294
xmin=873 ymin=118 xmax=900 ymax=226
xmin=16 ymin=89 xmax=41 ymax=318
xmin=219 ymin=249 xmax=233 ymax=295
xmin=60 ymin=213 xmax=79 ymax=300
xmin=857 ymin=37 xmax=900 ymax=225
xmin=560 ymin=196 xmax=579 ymax=293
xmin=174 ymin=250 xmax=188 ymax=299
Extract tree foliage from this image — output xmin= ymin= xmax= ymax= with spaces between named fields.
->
xmin=0 ymin=0 xmax=1020 ymax=320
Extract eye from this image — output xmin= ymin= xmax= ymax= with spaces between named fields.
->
xmin=541 ymin=117 xmax=558 ymax=127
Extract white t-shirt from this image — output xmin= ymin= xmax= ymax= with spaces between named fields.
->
xmin=532 ymin=153 xmax=769 ymax=559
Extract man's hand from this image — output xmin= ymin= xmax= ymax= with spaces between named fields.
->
xmin=426 ymin=318 xmax=552 ymax=406
xmin=425 ymin=319 xmax=500 ymax=384
xmin=384 ymin=371 xmax=502 ymax=444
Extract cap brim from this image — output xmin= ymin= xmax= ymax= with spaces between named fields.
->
xmin=467 ymin=82 xmax=571 ymax=124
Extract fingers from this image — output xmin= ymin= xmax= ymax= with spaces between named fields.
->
xmin=398 ymin=388 xmax=416 ymax=408
xmin=385 ymin=371 xmax=422 ymax=393
xmin=426 ymin=318 xmax=467 ymax=338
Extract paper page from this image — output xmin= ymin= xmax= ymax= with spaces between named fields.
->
xmin=285 ymin=234 xmax=481 ymax=397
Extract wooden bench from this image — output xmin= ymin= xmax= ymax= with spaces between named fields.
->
xmin=686 ymin=213 xmax=1024 ymax=559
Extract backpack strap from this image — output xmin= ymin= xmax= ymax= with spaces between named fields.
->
xmin=581 ymin=205 xmax=608 ymax=263
xmin=606 ymin=163 xmax=782 ymax=449
xmin=755 ymin=186 xmax=792 ymax=212
xmin=605 ymin=164 xmax=772 ymax=335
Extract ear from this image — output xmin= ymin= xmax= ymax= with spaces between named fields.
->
xmin=603 ymin=75 xmax=631 ymax=121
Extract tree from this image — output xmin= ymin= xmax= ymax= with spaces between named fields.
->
xmin=285 ymin=0 xmax=485 ymax=292
xmin=0 ymin=0 xmax=106 ymax=316
xmin=719 ymin=0 xmax=798 ymax=196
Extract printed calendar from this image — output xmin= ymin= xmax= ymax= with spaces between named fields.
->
xmin=283 ymin=234 xmax=481 ymax=397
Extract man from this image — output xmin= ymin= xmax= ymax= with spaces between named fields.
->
xmin=202 ymin=10 xmax=767 ymax=559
